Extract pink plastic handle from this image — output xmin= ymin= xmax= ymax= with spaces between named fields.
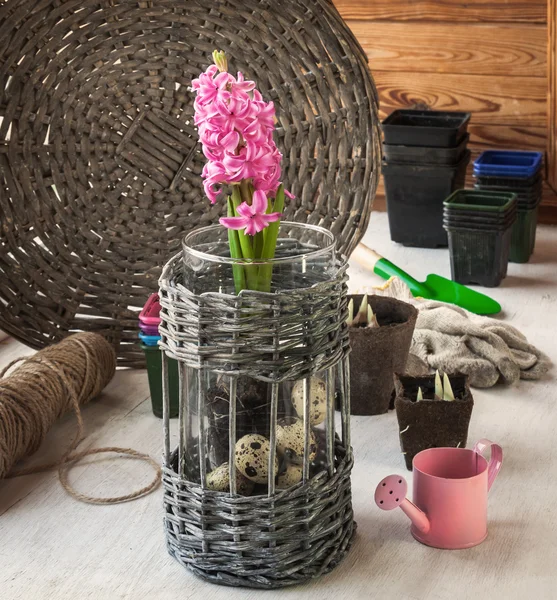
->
xmin=473 ymin=439 xmax=503 ymax=491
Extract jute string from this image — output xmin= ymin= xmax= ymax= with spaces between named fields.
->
xmin=0 ymin=332 xmax=161 ymax=504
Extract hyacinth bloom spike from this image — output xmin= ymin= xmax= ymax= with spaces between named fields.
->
xmin=192 ymin=51 xmax=293 ymax=292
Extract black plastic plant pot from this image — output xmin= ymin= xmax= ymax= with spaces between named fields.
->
xmin=474 ymin=171 xmax=542 ymax=189
xmin=443 ymin=206 xmax=518 ymax=225
xmin=142 ymin=344 xmax=180 ymax=419
xmin=443 ymin=189 xmax=517 ymax=213
xmin=443 ymin=210 xmax=517 ymax=224
xmin=383 ymin=151 xmax=470 ymax=248
xmin=510 ymin=206 xmax=539 ymax=263
xmin=381 ymin=110 xmax=471 ymax=147
xmin=348 ymin=295 xmax=418 ymax=416
xmin=394 ymin=373 xmax=474 ymax=471
xmin=382 ymin=133 xmax=469 ymax=165
xmin=443 ymin=218 xmax=516 ymax=234
xmin=473 ymin=181 xmax=542 ymax=203
xmin=445 ymin=225 xmax=513 ymax=287
xmin=443 ymin=208 xmax=517 ymax=229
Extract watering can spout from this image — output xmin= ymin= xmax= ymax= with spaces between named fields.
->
xmin=399 ymin=499 xmax=430 ymax=534
xmin=374 ymin=474 xmax=431 ymax=534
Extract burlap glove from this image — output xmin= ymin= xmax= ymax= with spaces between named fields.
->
xmin=358 ymin=278 xmax=551 ymax=388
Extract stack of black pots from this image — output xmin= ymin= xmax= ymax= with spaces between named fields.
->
xmin=443 ymin=189 xmax=517 ymax=287
xmin=473 ymin=150 xmax=543 ymax=263
xmin=381 ymin=109 xmax=471 ymax=248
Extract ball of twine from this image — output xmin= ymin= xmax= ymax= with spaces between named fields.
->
xmin=0 ymin=332 xmax=161 ymax=504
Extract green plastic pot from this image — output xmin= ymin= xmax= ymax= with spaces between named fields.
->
xmin=510 ymin=206 xmax=539 ymax=263
xmin=141 ymin=343 xmax=179 ymax=418
xmin=444 ymin=189 xmax=517 ymax=213
xmin=444 ymin=224 xmax=512 ymax=287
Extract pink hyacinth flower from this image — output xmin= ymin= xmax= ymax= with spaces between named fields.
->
xmin=192 ymin=68 xmax=233 ymax=107
xmin=220 ymin=190 xmax=282 ymax=236
xmin=212 ymin=96 xmax=252 ymax=134
xmin=229 ymin=72 xmax=256 ymax=100
xmin=222 ymin=142 xmax=280 ymax=183
xmin=192 ymin=54 xmax=293 ymax=204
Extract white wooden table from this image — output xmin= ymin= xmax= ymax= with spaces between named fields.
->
xmin=1 ymin=212 xmax=556 ymax=600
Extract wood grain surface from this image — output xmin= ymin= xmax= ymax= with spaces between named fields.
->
xmin=467 ymin=124 xmax=546 ymax=151
xmin=351 ymin=22 xmax=547 ymax=77
xmin=539 ymin=199 xmax=557 ymax=223
xmin=548 ymin=0 xmax=557 ymax=189
xmin=376 ymin=72 xmax=547 ymax=126
xmin=333 ymin=0 xmax=547 ymax=23
xmin=334 ymin=0 xmax=557 ymax=220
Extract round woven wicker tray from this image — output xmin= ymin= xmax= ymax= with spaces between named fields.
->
xmin=0 ymin=0 xmax=381 ymax=366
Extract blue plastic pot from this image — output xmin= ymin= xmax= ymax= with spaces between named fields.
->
xmin=139 ymin=331 xmax=161 ymax=346
xmin=473 ymin=151 xmax=543 ymax=178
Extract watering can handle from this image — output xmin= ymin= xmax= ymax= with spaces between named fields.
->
xmin=473 ymin=439 xmax=503 ymax=491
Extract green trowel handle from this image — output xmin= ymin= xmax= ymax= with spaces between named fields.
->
xmin=352 ymin=244 xmax=425 ymax=297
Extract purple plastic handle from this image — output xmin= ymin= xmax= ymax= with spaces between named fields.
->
xmin=139 ymin=323 xmax=159 ymax=336
xmin=473 ymin=439 xmax=503 ymax=491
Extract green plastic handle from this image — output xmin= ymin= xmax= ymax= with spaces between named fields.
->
xmin=373 ymin=258 xmax=426 ymax=297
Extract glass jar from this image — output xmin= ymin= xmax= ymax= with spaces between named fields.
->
xmin=160 ymin=222 xmax=350 ymax=497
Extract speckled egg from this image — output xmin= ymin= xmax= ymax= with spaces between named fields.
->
xmin=276 ymin=463 xmax=303 ymax=489
xmin=234 ymin=434 xmax=278 ymax=484
xmin=276 ymin=420 xmax=317 ymax=464
xmin=205 ymin=462 xmax=255 ymax=496
xmin=291 ymin=377 xmax=327 ymax=425
xmin=206 ymin=462 xmax=230 ymax=492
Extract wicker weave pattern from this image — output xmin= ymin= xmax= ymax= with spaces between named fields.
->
xmin=0 ymin=0 xmax=380 ymax=366
xmin=159 ymin=242 xmax=354 ymax=587
xmin=163 ymin=445 xmax=354 ymax=589
xmin=159 ymin=255 xmax=350 ymax=381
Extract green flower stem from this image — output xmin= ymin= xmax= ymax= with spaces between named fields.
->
xmin=257 ymin=184 xmax=285 ymax=292
xmin=254 ymin=230 xmax=264 ymax=259
xmin=260 ymin=185 xmax=284 ymax=259
xmin=227 ymin=197 xmax=246 ymax=294
xmin=231 ymin=186 xmax=258 ymax=290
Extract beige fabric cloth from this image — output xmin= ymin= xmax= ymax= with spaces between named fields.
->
xmin=358 ymin=277 xmax=551 ymax=388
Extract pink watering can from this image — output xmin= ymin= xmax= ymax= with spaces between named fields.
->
xmin=375 ymin=440 xmax=503 ymax=549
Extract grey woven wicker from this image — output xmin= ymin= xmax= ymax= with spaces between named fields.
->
xmin=0 ymin=0 xmax=380 ymax=366
xmin=158 ymin=236 xmax=354 ymax=588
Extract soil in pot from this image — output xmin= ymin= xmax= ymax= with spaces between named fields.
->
xmin=349 ymin=295 xmax=418 ymax=416
xmin=394 ymin=373 xmax=474 ymax=470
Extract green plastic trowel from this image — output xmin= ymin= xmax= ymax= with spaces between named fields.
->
xmin=352 ymin=244 xmax=501 ymax=315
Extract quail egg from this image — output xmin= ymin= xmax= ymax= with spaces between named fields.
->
xmin=205 ymin=462 xmax=255 ymax=496
xmin=276 ymin=419 xmax=317 ymax=464
xmin=234 ymin=434 xmax=278 ymax=484
xmin=276 ymin=463 xmax=303 ymax=489
xmin=291 ymin=377 xmax=327 ymax=425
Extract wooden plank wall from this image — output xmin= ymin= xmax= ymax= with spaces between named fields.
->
xmin=549 ymin=0 xmax=557 ymax=190
xmin=333 ymin=0 xmax=556 ymax=215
